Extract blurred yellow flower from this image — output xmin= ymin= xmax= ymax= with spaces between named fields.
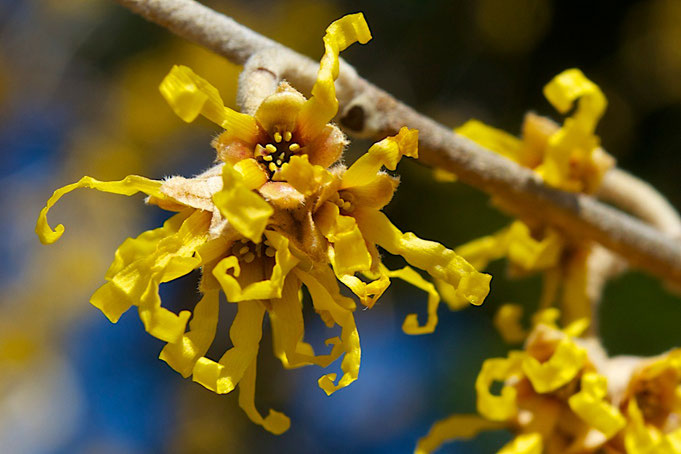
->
xmin=458 ymin=68 xmax=614 ymax=194
xmin=615 ymin=349 xmax=681 ymax=453
xmin=416 ymin=315 xmax=626 ymax=454
xmin=35 ymin=13 xmax=489 ymax=433
xmin=449 ymin=69 xmax=616 ymax=328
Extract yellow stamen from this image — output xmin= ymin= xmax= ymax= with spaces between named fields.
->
xmin=274 ymin=132 xmax=282 ymax=143
xmin=265 ymin=144 xmax=277 ymax=154
xmin=263 ymin=155 xmax=273 ymax=162
xmin=239 ymin=246 xmax=249 ymax=255
xmin=265 ymin=247 xmax=276 ymax=257
xmin=243 ymin=252 xmax=256 ymax=263
xmin=269 ymin=163 xmax=278 ymax=173
xmin=284 ymin=131 xmax=292 ymax=142
xmin=289 ymin=143 xmax=300 ymax=152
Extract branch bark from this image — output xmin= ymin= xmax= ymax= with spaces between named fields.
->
xmin=113 ymin=0 xmax=681 ymax=287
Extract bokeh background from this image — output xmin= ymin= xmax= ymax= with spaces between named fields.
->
xmin=2 ymin=0 xmax=681 ymax=452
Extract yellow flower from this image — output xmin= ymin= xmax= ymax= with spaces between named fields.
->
xmin=457 ymin=68 xmax=614 ymax=194
xmin=278 ymin=126 xmax=491 ymax=336
xmin=158 ymin=15 xmax=372 ymax=187
xmin=35 ymin=13 xmax=489 ymax=433
xmin=34 ymin=14 xmax=371 ymax=435
xmin=416 ymin=316 xmax=627 ymax=454
xmin=448 ymin=69 xmax=616 ymax=329
xmin=615 ymin=349 xmax=681 ymax=453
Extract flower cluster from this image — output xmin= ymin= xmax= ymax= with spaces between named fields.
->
xmin=417 ymin=313 xmax=681 ymax=454
xmin=447 ymin=69 xmax=616 ymax=330
xmin=36 ymin=14 xmax=490 ymax=433
xmin=416 ymin=314 xmax=625 ymax=453
xmin=415 ymin=66 xmax=681 ymax=453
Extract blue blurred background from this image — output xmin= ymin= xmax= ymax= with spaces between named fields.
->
xmin=1 ymin=0 xmax=681 ymax=452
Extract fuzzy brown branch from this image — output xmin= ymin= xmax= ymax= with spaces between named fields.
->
xmin=113 ymin=0 xmax=681 ymax=287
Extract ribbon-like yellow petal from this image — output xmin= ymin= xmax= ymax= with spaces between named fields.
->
xmin=522 ymin=338 xmax=586 ymax=393
xmin=433 ymin=278 xmax=470 ymax=311
xmin=568 ymin=372 xmax=626 ymax=439
xmin=383 ymin=265 xmax=441 ymax=335
xmin=356 ymin=209 xmax=491 ymax=306
xmin=159 ymin=289 xmax=220 ymax=378
xmin=295 ymin=267 xmax=360 ymax=396
xmin=234 ymin=158 xmax=269 ymax=190
xmin=455 ymin=227 xmax=510 ymax=271
xmin=540 ymin=68 xmax=609 ymax=192
xmin=456 ymin=119 xmax=523 ymax=163
xmin=213 ymin=162 xmax=273 ymax=243
xmin=506 ymin=221 xmax=564 ymax=271
xmin=562 ymin=316 xmax=590 ymax=338
xmin=337 ymin=272 xmax=390 ymax=309
xmin=543 ymin=68 xmax=606 ymax=131
xmin=278 ymin=154 xmax=339 ymax=197
xmin=538 ymin=267 xmax=561 ymax=310
xmin=90 ymin=211 xmax=210 ymax=343
xmin=414 ymin=414 xmax=505 ymax=454
xmin=92 ymin=212 xmax=189 ymax=322
xmin=343 ymin=173 xmax=398 ymax=210
xmin=269 ymin=274 xmax=344 ymax=369
xmin=561 ymin=248 xmax=591 ymax=324
xmin=104 ymin=212 xmax=189 ymax=280
xmin=137 ymin=211 xmax=211 ymax=342
xmin=36 ymin=175 xmax=167 ymax=245
xmin=297 ymin=13 xmax=371 ymax=140
xmin=192 ymin=300 xmax=265 ymax=395
xmin=531 ymin=307 xmax=561 ymax=328
xmin=476 ymin=352 xmax=525 ymax=421
xmin=498 ymin=433 xmax=543 ymax=454
xmin=238 ymin=356 xmax=291 ymax=435
xmin=213 ymin=230 xmax=299 ymax=302
xmin=341 ymin=127 xmax=418 ymax=189
xmin=159 ymin=65 xmax=259 ymax=143
xmin=494 ymin=303 xmax=528 ymax=344
xmin=624 ymin=399 xmax=663 ymax=454
xmin=316 ymin=201 xmax=372 ymax=275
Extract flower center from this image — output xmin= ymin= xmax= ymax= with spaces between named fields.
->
xmin=332 ymin=190 xmax=355 ymax=214
xmin=254 ymin=129 xmax=302 ymax=178
xmin=231 ymin=238 xmax=276 ymax=264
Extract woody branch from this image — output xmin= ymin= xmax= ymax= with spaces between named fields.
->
xmin=114 ymin=0 xmax=681 ymax=288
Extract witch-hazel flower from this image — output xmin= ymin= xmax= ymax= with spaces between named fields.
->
xmin=446 ymin=69 xmax=615 ymax=327
xmin=416 ymin=313 xmax=627 ymax=454
xmin=35 ymin=13 xmax=490 ymax=434
xmin=606 ymin=349 xmax=681 ymax=453
xmin=35 ymin=14 xmax=368 ymax=434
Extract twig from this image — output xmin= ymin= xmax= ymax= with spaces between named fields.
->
xmin=113 ymin=0 xmax=681 ymax=287
xmin=598 ymin=168 xmax=681 ymax=238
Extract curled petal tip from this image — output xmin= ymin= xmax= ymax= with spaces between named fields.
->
xmin=36 ymin=220 xmax=64 ymax=245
